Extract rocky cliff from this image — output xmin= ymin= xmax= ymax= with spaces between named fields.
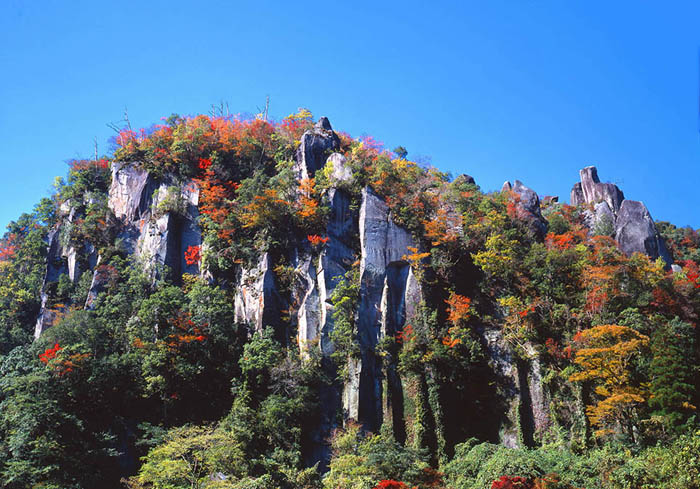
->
xmin=32 ymin=118 xmax=677 ymax=467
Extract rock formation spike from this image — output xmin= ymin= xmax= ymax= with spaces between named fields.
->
xmin=570 ymin=166 xmax=671 ymax=265
xmin=295 ymin=117 xmax=341 ymax=181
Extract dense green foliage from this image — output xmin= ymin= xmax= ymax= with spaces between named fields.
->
xmin=0 ymin=110 xmax=698 ymax=488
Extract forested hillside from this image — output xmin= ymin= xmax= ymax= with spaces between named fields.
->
xmin=0 ymin=110 xmax=698 ymax=489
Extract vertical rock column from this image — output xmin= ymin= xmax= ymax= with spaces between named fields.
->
xmin=352 ymin=186 xmax=418 ymax=432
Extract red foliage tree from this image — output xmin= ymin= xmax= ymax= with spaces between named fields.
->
xmin=184 ymin=245 xmax=201 ymax=265
xmin=39 ymin=343 xmax=61 ymax=364
xmin=374 ymin=481 xmax=412 ymax=489
xmin=492 ymin=475 xmax=533 ymax=489
xmin=307 ymin=235 xmax=330 ymax=247
xmin=0 ymin=233 xmax=18 ymax=261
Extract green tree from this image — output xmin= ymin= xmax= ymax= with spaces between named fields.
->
xmin=127 ymin=425 xmax=245 ymax=489
xmin=649 ymin=318 xmax=697 ymax=433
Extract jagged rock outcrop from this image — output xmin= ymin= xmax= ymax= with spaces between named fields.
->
xmin=295 ymin=117 xmax=341 ymax=181
xmin=615 ymin=200 xmax=671 ymax=264
xmin=108 ymin=162 xmax=202 ymax=278
xmin=37 ymin=162 xmax=204 ymax=330
xmin=481 ymin=326 xmax=519 ymax=448
xmin=570 ymin=166 xmax=671 ymax=265
xmin=503 ymin=180 xmax=548 ymax=238
xmin=34 ymin=207 xmax=99 ymax=336
xmin=570 ymin=166 xmax=625 ymax=213
xmin=84 ymin=257 xmax=105 ymax=310
xmin=136 ymin=182 xmax=201 ymax=277
xmin=294 ymin=171 xmax=358 ymax=468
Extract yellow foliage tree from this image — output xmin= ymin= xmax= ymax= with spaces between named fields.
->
xmin=471 ymin=233 xmax=518 ymax=279
xmin=569 ymin=324 xmax=650 ymax=440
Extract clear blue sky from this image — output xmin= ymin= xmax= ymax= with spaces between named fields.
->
xmin=1 ymin=0 xmax=699 ymax=230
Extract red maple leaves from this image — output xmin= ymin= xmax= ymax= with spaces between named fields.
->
xmin=39 ymin=343 xmax=61 ymax=364
xmin=184 ymin=245 xmax=201 ymax=265
xmin=307 ymin=235 xmax=330 ymax=247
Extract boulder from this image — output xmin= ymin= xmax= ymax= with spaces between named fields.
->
xmin=614 ymin=200 xmax=671 ymax=265
xmin=295 ymin=117 xmax=341 ymax=181
xmin=510 ymin=180 xmax=548 ymax=238
xmin=570 ymin=166 xmax=671 ymax=264
xmin=454 ymin=174 xmax=476 ymax=186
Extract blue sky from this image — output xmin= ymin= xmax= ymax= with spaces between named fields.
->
xmin=1 ymin=0 xmax=699 ymax=230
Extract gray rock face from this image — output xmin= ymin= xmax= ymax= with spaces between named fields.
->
xmin=36 ymin=163 xmax=205 ymax=336
xmin=325 ymin=153 xmax=353 ymax=186
xmin=136 ymin=182 xmax=202 ymax=277
xmin=297 ymin=255 xmax=322 ymax=355
xmin=584 ymin=201 xmax=615 ymax=237
xmin=570 ymin=183 xmax=585 ymax=207
xmin=295 ymin=118 xmax=341 ymax=181
xmin=84 ymin=257 xmax=104 ymax=310
xmin=234 ymin=253 xmax=285 ymax=334
xmin=109 ymin=162 xmax=202 ymax=279
xmin=297 ymin=188 xmax=357 ymax=358
xmin=615 ymin=200 xmax=671 ymax=264
xmin=292 ymin=188 xmax=358 ymax=467
xmin=109 ymin=162 xmax=151 ymax=222
xmin=508 ymin=180 xmax=548 ymax=238
xmin=522 ymin=343 xmax=550 ymax=443
xmin=481 ymin=328 xmax=550 ymax=448
xmin=571 ymin=166 xmax=625 ymax=213
xmin=353 ymin=186 xmax=418 ymax=431
xmin=481 ymin=326 xmax=520 ymax=448
xmin=34 ymin=209 xmax=99 ymax=336
xmin=34 ymin=229 xmax=69 ymax=338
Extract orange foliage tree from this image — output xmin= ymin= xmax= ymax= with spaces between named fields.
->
xmin=424 ymin=207 xmax=461 ymax=247
xmin=442 ymin=293 xmax=473 ymax=349
xmin=581 ymin=236 xmax=626 ymax=316
xmin=296 ymin=178 xmax=323 ymax=231
xmin=569 ymin=324 xmax=649 ymax=439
